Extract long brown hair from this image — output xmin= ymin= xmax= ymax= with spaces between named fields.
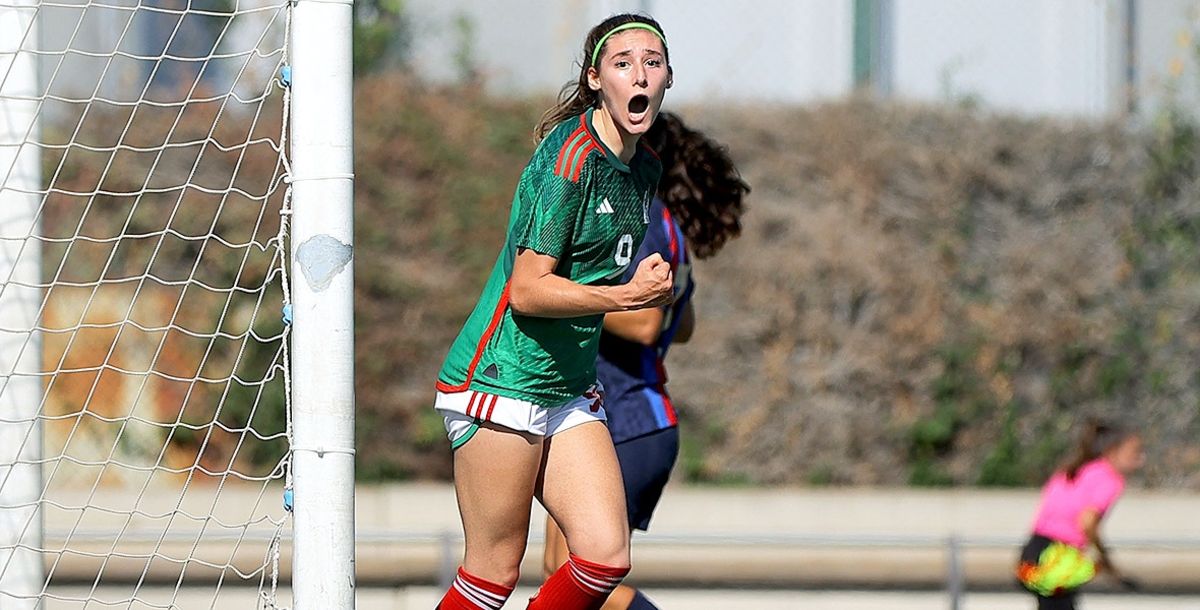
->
xmin=534 ymin=14 xmax=669 ymax=141
xmin=642 ymin=112 xmax=749 ymax=259
xmin=1063 ymin=418 xmax=1134 ymax=480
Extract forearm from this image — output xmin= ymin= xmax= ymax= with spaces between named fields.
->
xmin=1083 ymin=521 xmax=1117 ymax=575
xmin=1080 ymin=510 xmax=1108 ymax=559
xmin=673 ymin=300 xmax=695 ymax=343
xmin=509 ymin=272 xmax=632 ymax=318
xmin=509 ymin=248 xmax=671 ymax=318
xmin=603 ymin=309 xmax=663 ymax=346
xmin=1088 ymin=530 xmax=1110 ymax=561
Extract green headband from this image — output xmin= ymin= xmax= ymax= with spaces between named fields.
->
xmin=591 ymin=22 xmax=667 ymax=67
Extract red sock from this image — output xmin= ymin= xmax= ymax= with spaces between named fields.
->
xmin=437 ymin=567 xmax=514 ymax=610
xmin=526 ymin=554 xmax=629 ymax=610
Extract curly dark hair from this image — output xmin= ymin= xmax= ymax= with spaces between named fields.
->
xmin=642 ymin=112 xmax=749 ymax=260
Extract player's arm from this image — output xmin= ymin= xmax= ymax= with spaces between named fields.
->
xmin=1080 ymin=509 xmax=1121 ymax=578
xmin=508 ymin=249 xmax=673 ymax=318
xmin=605 ymin=297 xmax=696 ymax=346
xmin=603 ymin=308 xmax=665 ymax=346
xmin=673 ymin=300 xmax=695 ymax=343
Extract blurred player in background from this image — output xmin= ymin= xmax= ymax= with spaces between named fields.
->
xmin=432 ymin=14 xmax=676 ymax=610
xmin=542 ymin=112 xmax=750 ymax=610
xmin=1016 ymin=419 xmax=1145 ymax=610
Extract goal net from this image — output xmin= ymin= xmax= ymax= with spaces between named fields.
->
xmin=1 ymin=0 xmax=298 ymax=607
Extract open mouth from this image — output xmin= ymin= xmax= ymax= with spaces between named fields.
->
xmin=627 ymin=94 xmax=650 ymax=117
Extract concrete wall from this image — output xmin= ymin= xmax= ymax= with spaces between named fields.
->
xmin=890 ymin=0 xmax=1123 ymax=117
xmin=1133 ymin=0 xmax=1200 ymax=114
xmin=404 ymin=0 xmax=1200 ymax=118
xmin=22 ymin=0 xmax=1200 ymax=118
xmin=405 ymin=0 xmax=855 ymax=104
xmin=37 ymin=483 xmax=1200 ymax=589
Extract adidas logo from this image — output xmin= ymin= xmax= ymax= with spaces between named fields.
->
xmin=596 ymin=198 xmax=615 ymax=214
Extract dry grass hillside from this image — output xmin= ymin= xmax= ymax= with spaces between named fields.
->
xmin=673 ymin=102 xmax=1199 ymax=487
xmin=351 ymin=74 xmax=1200 ymax=487
xmin=48 ymin=72 xmax=1197 ymax=487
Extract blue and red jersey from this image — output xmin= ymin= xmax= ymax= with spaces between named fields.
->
xmin=598 ymin=197 xmax=694 ymax=444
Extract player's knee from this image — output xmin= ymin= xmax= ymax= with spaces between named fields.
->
xmin=462 ymin=555 xmax=522 ymax=589
xmin=490 ymin=564 xmax=522 ymax=589
xmin=568 ymin=528 xmax=631 ymax=569
xmin=464 ymin=540 xmax=526 ymax=586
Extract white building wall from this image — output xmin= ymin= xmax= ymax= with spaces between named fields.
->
xmin=21 ymin=1 xmax=1200 ymax=121
xmin=890 ymin=0 xmax=1125 ymax=117
xmin=636 ymin=0 xmax=854 ymax=103
xmin=405 ymin=0 xmax=856 ymax=104
xmin=1133 ymin=0 xmax=1200 ymax=115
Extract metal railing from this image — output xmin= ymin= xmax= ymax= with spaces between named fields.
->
xmin=41 ymin=529 xmax=1200 ymax=608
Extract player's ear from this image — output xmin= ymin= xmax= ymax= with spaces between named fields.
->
xmin=587 ymin=66 xmax=602 ymax=92
xmin=666 ymin=66 xmax=673 ymax=89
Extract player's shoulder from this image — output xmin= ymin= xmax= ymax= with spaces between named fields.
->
xmin=539 ymin=114 xmax=587 ymax=151
xmin=1078 ymin=458 xmax=1123 ymax=485
xmin=633 ymin=140 xmax=663 ymax=179
xmin=638 ymin=139 xmax=661 ymax=167
xmin=535 ymin=114 xmax=601 ymax=184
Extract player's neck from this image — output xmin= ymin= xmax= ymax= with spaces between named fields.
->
xmin=590 ymin=106 xmax=638 ymax=164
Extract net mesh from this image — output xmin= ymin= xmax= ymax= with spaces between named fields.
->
xmin=1 ymin=0 xmax=294 ymax=607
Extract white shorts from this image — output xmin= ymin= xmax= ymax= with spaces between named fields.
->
xmin=435 ymin=384 xmax=607 ymax=449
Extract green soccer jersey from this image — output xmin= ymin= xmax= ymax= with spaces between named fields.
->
xmin=436 ymin=109 xmax=663 ymax=405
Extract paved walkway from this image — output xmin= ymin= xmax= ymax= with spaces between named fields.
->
xmin=40 ymin=586 xmax=1200 ymax=610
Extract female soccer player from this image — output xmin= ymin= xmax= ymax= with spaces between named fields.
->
xmin=433 ymin=14 xmax=673 ymax=610
xmin=542 ymin=112 xmax=750 ymax=610
xmin=1016 ymin=419 xmax=1145 ymax=610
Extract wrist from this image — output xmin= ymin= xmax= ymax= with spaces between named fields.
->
xmin=603 ymin=284 xmax=633 ymax=312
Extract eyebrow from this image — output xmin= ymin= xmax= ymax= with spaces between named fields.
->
xmin=609 ymin=48 xmax=665 ymax=60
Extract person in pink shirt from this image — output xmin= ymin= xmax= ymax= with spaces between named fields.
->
xmin=1016 ymin=419 xmax=1145 ymax=609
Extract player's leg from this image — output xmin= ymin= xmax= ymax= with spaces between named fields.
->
xmin=543 ymin=516 xmax=569 ymax=577
xmin=599 ymin=426 xmax=679 ymax=610
xmin=1037 ymin=592 xmax=1077 ymax=610
xmin=456 ymin=422 xmax=543 ymax=582
xmin=437 ymin=414 xmax=543 ymax=610
xmin=528 ymin=398 xmax=631 ymax=609
xmin=541 ymin=423 xmax=679 ymax=609
xmin=543 ymin=524 xmax=654 ymax=610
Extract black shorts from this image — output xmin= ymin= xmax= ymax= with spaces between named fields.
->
xmin=1019 ymin=535 xmax=1079 ymax=610
xmin=615 ymin=427 xmax=679 ymax=531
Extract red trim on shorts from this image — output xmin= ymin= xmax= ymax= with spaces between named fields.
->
xmin=465 ymin=391 xmax=481 ymax=418
xmin=483 ymin=394 xmax=499 ymax=421
xmin=435 ymin=284 xmax=511 ymax=394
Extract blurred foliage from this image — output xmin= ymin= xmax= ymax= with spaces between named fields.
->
xmin=354 ymin=0 xmax=411 ymax=74
xmin=451 ymin=12 xmax=480 ymax=83
xmin=671 ymin=94 xmax=1200 ymax=488
xmin=351 ymin=73 xmax=544 ymax=480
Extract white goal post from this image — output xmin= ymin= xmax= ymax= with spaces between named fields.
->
xmin=0 ymin=0 xmax=44 ymax=606
xmin=0 ymin=0 xmax=355 ymax=607
xmin=288 ymin=0 xmax=356 ymax=607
